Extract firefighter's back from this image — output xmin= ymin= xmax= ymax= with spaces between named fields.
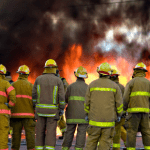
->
xmin=34 ymin=73 xmax=65 ymax=116
xmin=11 ymin=76 xmax=34 ymax=118
xmin=128 ymin=77 xmax=150 ymax=111
xmin=65 ymin=78 xmax=88 ymax=123
xmin=0 ymin=65 xmax=16 ymax=150
xmin=88 ymin=77 xmax=122 ymax=124
xmin=84 ymin=62 xmax=123 ymax=150
xmin=11 ymin=65 xmax=35 ymax=150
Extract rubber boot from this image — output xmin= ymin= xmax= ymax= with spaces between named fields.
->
xmin=59 ymin=132 xmax=64 ymax=140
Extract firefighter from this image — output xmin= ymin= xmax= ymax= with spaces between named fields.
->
xmin=110 ymin=69 xmax=127 ymax=150
xmin=10 ymin=65 xmax=35 ymax=150
xmin=123 ymin=62 xmax=150 ymax=150
xmin=33 ymin=59 xmax=65 ymax=150
xmin=62 ymin=66 xmax=89 ymax=150
xmin=56 ymin=69 xmax=68 ymax=140
xmin=0 ymin=64 xmax=16 ymax=150
xmin=84 ymin=62 xmax=123 ymax=150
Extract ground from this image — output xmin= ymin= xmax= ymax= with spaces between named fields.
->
xmin=8 ymin=133 xmax=144 ymax=150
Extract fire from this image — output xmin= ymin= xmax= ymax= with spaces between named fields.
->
xmin=63 ymin=44 xmax=132 ymax=86
xmin=11 ymin=74 xmax=36 ymax=84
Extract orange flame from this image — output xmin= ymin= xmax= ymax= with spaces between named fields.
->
xmin=63 ymin=44 xmax=133 ymax=86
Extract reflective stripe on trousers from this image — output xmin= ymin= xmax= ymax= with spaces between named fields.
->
xmin=144 ymin=146 xmax=150 ymax=149
xmin=35 ymin=146 xmax=44 ymax=150
xmin=75 ymin=148 xmax=83 ymax=150
xmin=45 ymin=146 xmax=55 ymax=150
xmin=127 ymin=148 xmax=135 ymax=150
xmin=66 ymin=119 xmax=88 ymax=124
xmin=113 ymin=143 xmax=120 ymax=148
xmin=62 ymin=147 xmax=69 ymax=150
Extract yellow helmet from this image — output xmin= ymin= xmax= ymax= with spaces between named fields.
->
xmin=0 ymin=64 xmax=6 ymax=74
xmin=111 ymin=69 xmax=120 ymax=77
xmin=44 ymin=59 xmax=58 ymax=68
xmin=134 ymin=62 xmax=147 ymax=72
xmin=97 ymin=62 xmax=111 ymax=75
xmin=74 ymin=66 xmax=88 ymax=78
xmin=17 ymin=65 xmax=30 ymax=75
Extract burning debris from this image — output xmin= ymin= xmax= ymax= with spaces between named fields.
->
xmin=0 ymin=0 xmax=149 ymax=85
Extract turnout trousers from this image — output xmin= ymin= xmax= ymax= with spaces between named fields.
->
xmin=62 ymin=124 xmax=88 ymax=150
xmin=121 ymin=126 xmax=126 ymax=147
xmin=11 ymin=118 xmax=36 ymax=150
xmin=57 ymin=115 xmax=66 ymax=134
xmin=112 ymin=118 xmax=127 ymax=150
xmin=85 ymin=126 xmax=114 ymax=150
xmin=0 ymin=115 xmax=9 ymax=150
xmin=35 ymin=117 xmax=57 ymax=150
xmin=126 ymin=113 xmax=150 ymax=150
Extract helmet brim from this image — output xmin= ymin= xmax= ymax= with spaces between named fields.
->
xmin=98 ymin=71 xmax=110 ymax=75
xmin=44 ymin=66 xmax=58 ymax=68
xmin=16 ymin=71 xmax=30 ymax=75
xmin=133 ymin=68 xmax=148 ymax=72
xmin=0 ymin=72 xmax=6 ymax=75
xmin=111 ymin=74 xmax=120 ymax=77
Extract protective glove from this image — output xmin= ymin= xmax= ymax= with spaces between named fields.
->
xmin=116 ymin=116 xmax=121 ymax=122
xmin=85 ymin=115 xmax=89 ymax=122
xmin=5 ymin=103 xmax=11 ymax=109
xmin=59 ymin=109 xmax=64 ymax=116
xmin=121 ymin=112 xmax=126 ymax=118
xmin=5 ymin=103 xmax=8 ymax=106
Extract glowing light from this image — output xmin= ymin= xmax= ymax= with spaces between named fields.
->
xmin=106 ymin=30 xmax=114 ymax=40
xmin=63 ymin=44 xmax=133 ymax=87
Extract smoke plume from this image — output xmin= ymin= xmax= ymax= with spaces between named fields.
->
xmin=0 ymin=0 xmax=149 ymax=79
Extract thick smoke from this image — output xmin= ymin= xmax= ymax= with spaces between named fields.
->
xmin=0 ymin=0 xmax=149 ymax=78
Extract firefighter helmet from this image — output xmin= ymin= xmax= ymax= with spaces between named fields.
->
xmin=74 ymin=66 xmax=88 ymax=78
xmin=97 ymin=62 xmax=111 ymax=75
xmin=44 ymin=59 xmax=58 ymax=68
xmin=17 ymin=65 xmax=30 ymax=75
xmin=111 ymin=69 xmax=120 ymax=76
xmin=134 ymin=62 xmax=148 ymax=72
xmin=0 ymin=64 xmax=6 ymax=74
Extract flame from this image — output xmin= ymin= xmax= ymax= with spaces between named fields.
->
xmin=63 ymin=44 xmax=132 ymax=86
xmin=11 ymin=44 xmax=134 ymax=86
xmin=11 ymin=74 xmax=36 ymax=84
